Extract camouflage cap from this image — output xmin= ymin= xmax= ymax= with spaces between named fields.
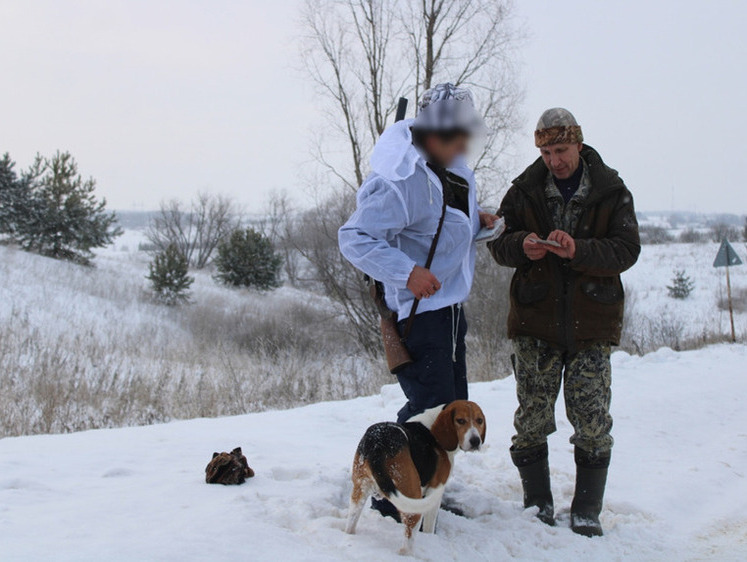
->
xmin=534 ymin=108 xmax=583 ymax=147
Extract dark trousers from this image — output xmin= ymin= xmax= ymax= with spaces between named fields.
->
xmin=395 ymin=304 xmax=468 ymax=423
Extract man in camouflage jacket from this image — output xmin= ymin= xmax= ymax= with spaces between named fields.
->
xmin=489 ymin=108 xmax=640 ymax=536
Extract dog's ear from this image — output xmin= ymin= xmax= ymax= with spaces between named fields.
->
xmin=431 ymin=404 xmax=458 ymax=451
xmin=231 ymin=447 xmax=243 ymax=457
xmin=476 ymin=405 xmax=487 ymax=443
xmin=212 ymin=452 xmax=219 ymax=459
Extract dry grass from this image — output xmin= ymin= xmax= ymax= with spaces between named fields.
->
xmin=0 ymin=320 xmax=382 ymax=437
xmin=3 ymin=240 xmax=739 ymax=438
xmin=620 ymin=286 xmax=736 ymax=354
xmin=718 ymin=287 xmax=747 ymax=314
xmin=0 ymin=246 xmax=384 ymax=437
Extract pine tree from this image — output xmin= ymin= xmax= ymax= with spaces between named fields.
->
xmin=0 ymin=153 xmax=34 ymax=238
xmin=146 ymin=244 xmax=194 ymax=305
xmin=214 ymin=228 xmax=282 ymax=290
xmin=17 ymin=151 xmax=122 ymax=264
xmin=667 ymin=269 xmax=695 ymax=300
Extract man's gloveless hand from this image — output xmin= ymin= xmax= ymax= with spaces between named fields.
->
xmin=407 ymin=265 xmax=442 ymax=300
xmin=546 ymin=230 xmax=576 ymax=259
xmin=523 ymin=233 xmax=549 ymax=261
xmin=479 ymin=211 xmax=500 ymax=228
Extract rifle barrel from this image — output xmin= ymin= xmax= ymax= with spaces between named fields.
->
xmin=395 ymin=97 xmax=408 ymax=122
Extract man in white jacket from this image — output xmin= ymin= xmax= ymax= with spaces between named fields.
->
xmin=339 ymin=84 xmax=498 ymax=426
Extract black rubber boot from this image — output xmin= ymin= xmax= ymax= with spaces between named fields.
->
xmin=511 ymin=443 xmax=555 ymax=526
xmin=571 ymin=447 xmax=610 ymax=537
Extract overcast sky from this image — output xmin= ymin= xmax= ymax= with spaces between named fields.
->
xmin=2 ymin=0 xmax=745 ymax=214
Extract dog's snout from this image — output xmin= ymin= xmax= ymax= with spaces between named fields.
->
xmin=469 ymin=435 xmax=481 ymax=450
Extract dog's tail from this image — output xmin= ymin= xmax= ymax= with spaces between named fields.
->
xmin=387 ymin=485 xmax=444 ymax=515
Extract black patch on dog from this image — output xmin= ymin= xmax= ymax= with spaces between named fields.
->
xmin=357 ymin=422 xmax=408 ymax=496
xmin=402 ymin=422 xmax=439 ymax=487
xmin=356 ymin=421 xmax=439 ymax=494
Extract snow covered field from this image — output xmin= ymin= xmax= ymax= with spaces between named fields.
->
xmin=1 ymin=344 xmax=745 ymax=561
xmin=621 ymin=241 xmax=747 ymax=347
xmin=2 ymin=236 xmax=747 ymax=436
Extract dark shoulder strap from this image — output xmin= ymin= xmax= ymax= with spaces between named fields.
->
xmin=401 ymin=184 xmax=448 ymax=340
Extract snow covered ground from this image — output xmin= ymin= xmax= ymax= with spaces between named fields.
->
xmin=2 ymin=344 xmax=746 ymax=561
xmin=621 ymin=241 xmax=747 ymax=346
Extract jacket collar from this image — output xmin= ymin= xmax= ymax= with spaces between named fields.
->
xmin=512 ymin=144 xmax=625 ymax=206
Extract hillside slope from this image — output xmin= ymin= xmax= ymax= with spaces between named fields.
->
xmin=1 ymin=345 xmax=746 ymax=561
xmin=0 ymin=244 xmax=377 ymax=436
xmin=3 ymin=237 xmax=746 ymax=436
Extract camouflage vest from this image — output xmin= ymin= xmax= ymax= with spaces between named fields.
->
xmin=544 ymin=159 xmax=592 ymax=235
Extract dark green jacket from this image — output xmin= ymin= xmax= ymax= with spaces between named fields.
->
xmin=489 ymin=145 xmax=640 ymax=351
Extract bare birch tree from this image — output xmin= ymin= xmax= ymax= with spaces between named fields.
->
xmin=403 ymin=0 xmax=523 ymax=188
xmin=146 ymin=193 xmax=240 ymax=269
xmin=302 ymin=0 xmax=522 ymax=192
xmin=259 ymin=191 xmax=301 ymax=285
xmin=295 ymin=0 xmax=523 ymax=353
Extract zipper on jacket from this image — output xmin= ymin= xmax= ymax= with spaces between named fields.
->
xmin=561 ymin=263 xmax=576 ymax=353
xmin=525 ymin=190 xmax=569 ymax=350
xmin=526 ymin=185 xmax=580 ymax=353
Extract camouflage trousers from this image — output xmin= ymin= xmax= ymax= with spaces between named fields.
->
xmin=511 ymin=337 xmax=613 ymax=456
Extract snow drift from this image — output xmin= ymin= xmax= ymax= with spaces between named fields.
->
xmin=1 ymin=345 xmax=746 ymax=561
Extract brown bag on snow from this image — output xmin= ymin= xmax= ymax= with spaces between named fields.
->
xmin=205 ymin=447 xmax=255 ymax=485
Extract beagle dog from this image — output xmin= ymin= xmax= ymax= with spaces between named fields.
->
xmin=345 ymin=400 xmax=486 ymax=555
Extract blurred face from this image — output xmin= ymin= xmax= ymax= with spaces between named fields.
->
xmin=540 ymin=142 xmax=583 ymax=179
xmin=423 ymin=132 xmax=470 ymax=167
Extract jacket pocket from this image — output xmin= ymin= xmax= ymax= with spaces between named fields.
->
xmin=581 ymin=280 xmax=623 ymax=305
xmin=516 ymin=281 xmax=550 ymax=305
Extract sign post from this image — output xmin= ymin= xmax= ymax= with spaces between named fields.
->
xmin=713 ymin=238 xmax=743 ymax=343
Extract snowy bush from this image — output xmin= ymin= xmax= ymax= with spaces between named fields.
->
xmin=667 ymin=270 xmax=695 ymax=300
xmin=709 ymin=222 xmax=740 ymax=243
xmin=621 ymin=301 xmax=688 ymax=353
xmin=146 ymin=244 xmax=194 ymax=305
xmin=719 ymin=287 xmax=747 ymax=313
xmin=678 ymin=228 xmax=706 ymax=244
xmin=214 ymin=228 xmax=282 ymax=290
xmin=639 ymin=225 xmax=674 ymax=245
xmin=467 ymin=249 xmax=514 ymax=378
